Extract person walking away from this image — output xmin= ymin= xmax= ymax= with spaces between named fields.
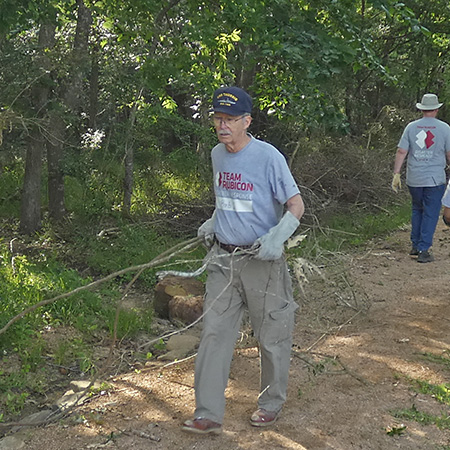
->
xmin=391 ymin=93 xmax=450 ymax=263
xmin=182 ymin=86 xmax=305 ymax=434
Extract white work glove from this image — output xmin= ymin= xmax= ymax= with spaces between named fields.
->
xmin=253 ymin=211 xmax=300 ymax=260
xmin=391 ymin=173 xmax=401 ymax=193
xmin=197 ymin=211 xmax=216 ymax=248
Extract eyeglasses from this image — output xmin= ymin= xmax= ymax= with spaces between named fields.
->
xmin=212 ymin=115 xmax=248 ymax=126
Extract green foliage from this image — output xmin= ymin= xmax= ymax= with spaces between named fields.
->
xmin=3 ymin=391 xmax=28 ymax=416
xmin=20 ymin=338 xmax=45 ymax=373
xmin=0 ymin=221 xmax=167 ymax=417
xmin=0 ymin=340 xmax=47 ymax=417
xmin=81 ymin=224 xmax=164 ymax=279
xmin=153 ymin=338 xmax=165 ymax=351
xmin=60 ymin=103 xmax=213 ymax=221
xmin=0 ymin=160 xmax=23 ymax=218
xmin=0 ymin=244 xmax=114 ymax=343
xmin=386 ymin=424 xmax=407 ymax=436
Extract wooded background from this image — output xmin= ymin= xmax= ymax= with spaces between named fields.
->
xmin=1 ymin=0 xmax=449 ymax=233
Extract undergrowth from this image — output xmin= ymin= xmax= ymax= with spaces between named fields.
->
xmin=294 ymin=200 xmax=411 ymax=259
xmin=0 ymin=213 xmax=210 ymax=420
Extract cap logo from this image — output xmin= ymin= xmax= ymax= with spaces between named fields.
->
xmin=217 ymin=93 xmax=239 ymax=108
xmin=212 ymin=86 xmax=252 ymax=116
xmin=218 ymin=93 xmax=239 ymax=101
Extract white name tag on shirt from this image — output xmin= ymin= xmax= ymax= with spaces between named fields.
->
xmin=216 ymin=196 xmax=253 ymax=212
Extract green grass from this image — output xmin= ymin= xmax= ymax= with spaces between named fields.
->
xmin=295 ymin=200 xmax=411 ymax=258
xmin=392 ymin=404 xmax=450 ymax=430
xmin=421 ymin=351 xmax=450 ymax=370
xmin=0 ymin=223 xmax=177 ymax=419
xmin=391 ymin=355 xmax=450 ymax=436
xmin=0 ymin=246 xmax=116 ymax=342
xmin=409 ymin=378 xmax=450 ymax=406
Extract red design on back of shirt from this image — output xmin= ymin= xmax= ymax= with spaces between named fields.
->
xmin=425 ymin=130 xmax=435 ymax=149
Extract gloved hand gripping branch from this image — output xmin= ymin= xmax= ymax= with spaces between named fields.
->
xmin=197 ymin=210 xmax=216 ymax=248
xmin=253 ymin=211 xmax=300 ymax=260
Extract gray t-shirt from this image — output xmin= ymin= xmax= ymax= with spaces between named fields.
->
xmin=398 ymin=117 xmax=450 ymax=187
xmin=212 ymin=135 xmax=300 ymax=245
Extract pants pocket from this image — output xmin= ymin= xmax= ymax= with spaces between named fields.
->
xmin=258 ymin=301 xmax=299 ymax=344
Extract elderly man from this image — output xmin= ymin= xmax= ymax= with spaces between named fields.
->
xmin=392 ymin=93 xmax=450 ymax=263
xmin=182 ymin=86 xmax=304 ymax=434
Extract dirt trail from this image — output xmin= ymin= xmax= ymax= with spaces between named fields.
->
xmin=21 ymin=223 xmax=450 ymax=449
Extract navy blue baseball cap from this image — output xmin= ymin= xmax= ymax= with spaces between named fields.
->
xmin=212 ymin=86 xmax=253 ymax=116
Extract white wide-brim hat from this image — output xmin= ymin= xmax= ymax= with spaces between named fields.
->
xmin=416 ymin=93 xmax=443 ymax=110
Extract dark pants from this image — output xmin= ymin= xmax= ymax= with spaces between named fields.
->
xmin=408 ymin=184 xmax=446 ymax=251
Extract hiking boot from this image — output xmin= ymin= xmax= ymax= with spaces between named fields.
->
xmin=409 ymin=246 xmax=419 ymax=256
xmin=417 ymin=250 xmax=434 ymax=263
xmin=181 ymin=418 xmax=222 ymax=435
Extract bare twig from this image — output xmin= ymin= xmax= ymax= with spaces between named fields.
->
xmin=0 ymin=237 xmax=201 ymax=336
xmin=304 ymin=310 xmax=362 ymax=352
xmin=292 ymin=349 xmax=370 ymax=385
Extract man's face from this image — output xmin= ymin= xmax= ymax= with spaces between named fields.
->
xmin=212 ymin=113 xmax=251 ymax=147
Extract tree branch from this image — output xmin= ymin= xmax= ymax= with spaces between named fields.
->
xmin=0 ymin=237 xmax=201 ymax=336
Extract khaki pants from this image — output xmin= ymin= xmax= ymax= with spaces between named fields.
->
xmin=194 ymin=244 xmax=298 ymax=423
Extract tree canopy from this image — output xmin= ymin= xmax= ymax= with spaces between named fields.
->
xmin=1 ymin=0 xmax=449 ymax=231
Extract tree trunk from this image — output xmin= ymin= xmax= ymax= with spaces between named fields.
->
xmin=196 ymin=104 xmax=213 ymax=162
xmin=89 ymin=43 xmax=100 ymax=130
xmin=47 ymin=0 xmax=92 ymax=221
xmin=19 ymin=22 xmax=55 ymax=234
xmin=123 ymin=91 xmax=141 ymax=217
xmin=123 ymin=140 xmax=134 ymax=217
xmin=47 ymin=114 xmax=66 ymax=220
xmin=64 ymin=0 xmax=92 ymax=110
xmin=20 ymin=129 xmax=44 ymax=234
